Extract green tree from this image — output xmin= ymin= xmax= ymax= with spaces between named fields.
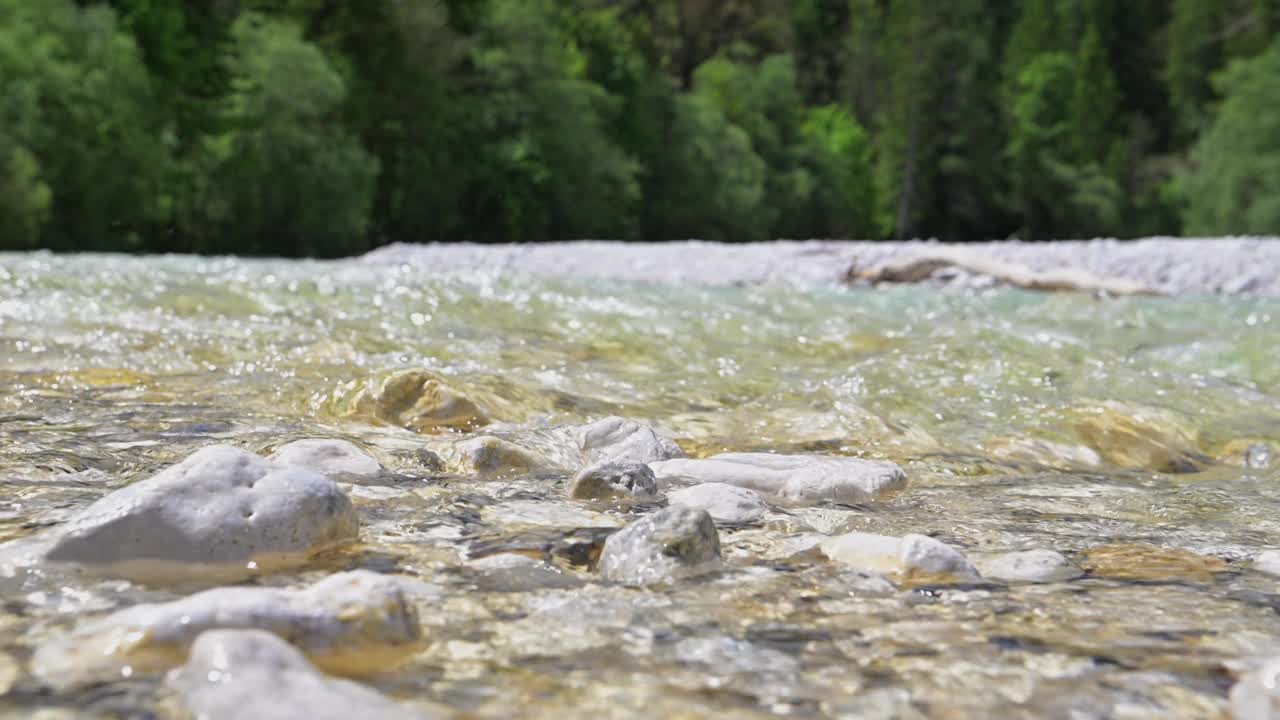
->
xmin=1070 ymin=22 xmax=1121 ymax=166
xmin=0 ymin=0 xmax=171 ymax=251
xmin=178 ymin=13 xmax=378 ymax=256
xmin=1006 ymin=53 xmax=1120 ymax=238
xmin=454 ymin=0 xmax=640 ymax=241
xmin=800 ymin=105 xmax=876 ymax=237
xmin=1184 ymin=40 xmax=1280 ymax=234
xmin=648 ymin=93 xmax=769 ymax=240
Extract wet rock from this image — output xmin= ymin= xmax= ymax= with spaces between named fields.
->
xmin=819 ymin=532 xmax=979 ymax=581
xmin=987 ymin=437 xmax=1102 ymax=469
xmin=455 ymin=435 xmax=561 ymax=476
xmin=469 ymin=553 xmax=583 ymax=591
xmin=667 ymin=483 xmax=767 ymax=523
xmin=598 ymin=506 xmax=721 ymax=585
xmin=167 ymin=629 xmax=441 ymax=720
xmin=567 ymin=462 xmax=658 ymax=500
xmin=1220 ymin=440 xmax=1274 ymax=469
xmin=977 ymin=549 xmax=1082 ymax=584
xmin=575 ymin=416 xmax=685 ymax=465
xmin=1230 ymin=656 xmax=1280 ymax=720
xmin=649 ymin=453 xmax=907 ymax=504
xmin=347 ymin=369 xmax=489 ymax=432
xmin=33 ymin=570 xmax=424 ymax=689
xmin=269 ymin=439 xmax=383 ymax=481
xmin=39 ymin=445 xmax=358 ymax=581
xmin=1073 ymin=402 xmax=1207 ymax=473
xmin=1079 ymin=543 xmax=1226 ymax=582
xmin=1254 ymin=550 xmax=1280 ymax=577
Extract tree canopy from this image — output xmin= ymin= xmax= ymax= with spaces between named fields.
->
xmin=2 ymin=0 xmax=1278 ymax=255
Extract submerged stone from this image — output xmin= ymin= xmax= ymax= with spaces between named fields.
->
xmin=986 ymin=437 xmax=1102 ymax=469
xmin=346 ymin=369 xmax=489 ymax=432
xmin=39 ymin=445 xmax=358 ymax=581
xmin=574 ymin=416 xmax=685 ymax=465
xmin=1253 ymin=550 xmax=1280 ymax=577
xmin=649 ymin=453 xmax=907 ymax=504
xmin=819 ymin=532 xmax=979 ymax=581
xmin=1073 ymin=401 xmax=1207 ymax=473
xmin=1231 ymin=656 xmax=1280 ymax=720
xmin=455 ymin=435 xmax=562 ymax=476
xmin=269 ymin=439 xmax=383 ymax=481
xmin=168 ymin=629 xmax=442 ymax=720
xmin=667 ymin=483 xmax=767 ymax=523
xmin=566 ymin=462 xmax=659 ymax=500
xmin=977 ymin=549 xmax=1082 ymax=584
xmin=469 ymin=553 xmax=583 ymax=591
xmin=598 ymin=506 xmax=721 ymax=585
xmin=1078 ymin=543 xmax=1226 ymax=582
xmin=33 ymin=570 xmax=424 ymax=689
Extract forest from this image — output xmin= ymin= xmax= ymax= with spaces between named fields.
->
xmin=1 ymin=0 xmax=1279 ymax=256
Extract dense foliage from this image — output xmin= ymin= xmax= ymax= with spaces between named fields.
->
xmin=2 ymin=0 xmax=1279 ymax=255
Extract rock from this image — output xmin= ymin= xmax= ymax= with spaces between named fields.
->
xmin=649 ymin=453 xmax=907 ymax=504
xmin=667 ymin=483 xmax=767 ymax=523
xmin=469 ymin=553 xmax=582 ymax=591
xmin=33 ymin=570 xmax=424 ymax=689
xmin=1231 ymin=656 xmax=1280 ymax=720
xmin=819 ymin=533 xmax=979 ymax=581
xmin=454 ymin=436 xmax=561 ymax=476
xmin=39 ymin=445 xmax=357 ymax=581
xmin=1073 ymin=402 xmax=1207 ymax=473
xmin=598 ymin=507 xmax=721 ymax=585
xmin=347 ymin=369 xmax=488 ymax=432
xmin=566 ymin=462 xmax=658 ymax=500
xmin=1254 ymin=550 xmax=1280 ymax=577
xmin=575 ymin=416 xmax=684 ymax=465
xmin=1078 ymin=543 xmax=1226 ymax=582
xmin=167 ymin=630 xmax=441 ymax=720
xmin=269 ymin=439 xmax=382 ymax=480
xmin=976 ymin=549 xmax=1082 ymax=583
xmin=987 ymin=437 xmax=1102 ymax=469
xmin=1219 ymin=440 xmax=1275 ymax=469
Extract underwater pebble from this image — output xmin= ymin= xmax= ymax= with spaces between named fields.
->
xmin=820 ymin=532 xmax=979 ymax=581
xmin=566 ymin=462 xmax=658 ymax=500
xmin=574 ymin=416 xmax=685 ymax=465
xmin=1231 ymin=656 xmax=1280 ymax=720
xmin=650 ymin=453 xmax=907 ymax=504
xmin=1074 ymin=401 xmax=1207 ymax=473
xmin=36 ymin=445 xmax=358 ymax=581
xmin=346 ymin=369 xmax=489 ymax=432
xmin=168 ymin=629 xmax=442 ymax=720
xmin=269 ymin=438 xmax=383 ymax=481
xmin=33 ymin=570 xmax=424 ymax=689
xmin=1254 ymin=550 xmax=1280 ymax=577
xmin=977 ymin=549 xmax=1083 ymax=584
xmin=598 ymin=506 xmax=721 ymax=585
xmin=667 ymin=483 xmax=767 ymax=523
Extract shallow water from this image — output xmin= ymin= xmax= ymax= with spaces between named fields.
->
xmin=1 ymin=251 xmax=1279 ymax=718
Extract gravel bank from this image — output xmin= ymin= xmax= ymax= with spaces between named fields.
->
xmin=362 ymin=237 xmax=1280 ymax=296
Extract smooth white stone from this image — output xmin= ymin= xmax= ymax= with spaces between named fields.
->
xmin=667 ymin=483 xmax=767 ymax=523
xmin=650 ymin=453 xmax=907 ymax=504
xmin=269 ymin=439 xmax=383 ymax=480
xmin=977 ymin=549 xmax=1082 ymax=583
xmin=40 ymin=445 xmax=358 ymax=581
xmin=167 ymin=630 xmax=442 ymax=720
xmin=34 ymin=570 xmax=424 ymax=689
xmin=574 ymin=417 xmax=685 ymax=466
xmin=820 ymin=532 xmax=979 ymax=580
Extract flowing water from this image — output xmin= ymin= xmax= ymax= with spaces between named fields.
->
xmin=1 ymin=251 xmax=1279 ymax=718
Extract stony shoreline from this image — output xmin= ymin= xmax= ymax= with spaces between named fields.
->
xmin=362 ymin=237 xmax=1280 ymax=296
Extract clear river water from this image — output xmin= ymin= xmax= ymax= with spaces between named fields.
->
xmin=1 ymin=252 xmax=1279 ymax=718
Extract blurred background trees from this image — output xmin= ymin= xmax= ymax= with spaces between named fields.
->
xmin=1 ymin=0 xmax=1279 ymax=255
